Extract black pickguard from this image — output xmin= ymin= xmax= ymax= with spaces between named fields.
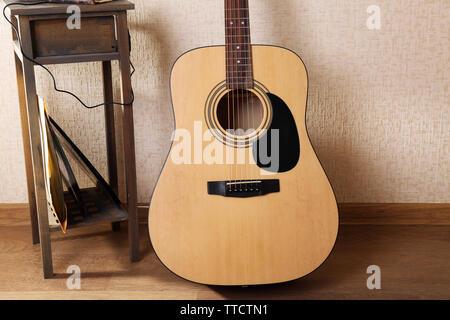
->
xmin=253 ymin=93 xmax=300 ymax=173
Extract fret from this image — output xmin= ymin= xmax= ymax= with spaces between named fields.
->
xmin=225 ymin=26 xmax=250 ymax=29
xmin=226 ymin=23 xmax=249 ymax=27
xmin=226 ymin=51 xmax=251 ymax=55
xmin=227 ymin=82 xmax=253 ymax=84
xmin=226 ymin=55 xmax=251 ymax=58
xmin=227 ymin=74 xmax=253 ymax=78
xmin=226 ymin=52 xmax=251 ymax=56
xmin=227 ymin=79 xmax=253 ymax=82
xmin=226 ymin=50 xmax=251 ymax=54
xmin=226 ymin=47 xmax=250 ymax=49
xmin=224 ymin=23 xmax=249 ymax=27
xmin=226 ymin=57 xmax=251 ymax=60
xmin=227 ymin=65 xmax=253 ymax=68
xmin=226 ymin=51 xmax=251 ymax=53
xmin=226 ymin=77 xmax=253 ymax=79
xmin=226 ymin=19 xmax=249 ymax=22
xmin=226 ymin=48 xmax=250 ymax=52
xmin=226 ymin=61 xmax=251 ymax=65
xmin=226 ymin=82 xmax=253 ymax=85
xmin=226 ymin=58 xmax=252 ymax=62
xmin=225 ymin=17 xmax=249 ymax=21
xmin=226 ymin=81 xmax=253 ymax=84
xmin=226 ymin=85 xmax=253 ymax=89
xmin=226 ymin=57 xmax=251 ymax=62
xmin=227 ymin=62 xmax=252 ymax=66
xmin=227 ymin=70 xmax=253 ymax=73
xmin=227 ymin=72 xmax=253 ymax=75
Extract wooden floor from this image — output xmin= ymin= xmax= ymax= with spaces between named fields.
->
xmin=0 ymin=205 xmax=449 ymax=300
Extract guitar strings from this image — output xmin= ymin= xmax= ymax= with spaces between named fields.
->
xmin=237 ymin=0 xmax=244 ymax=189
xmin=248 ymin=0 xmax=255 ymax=190
xmin=230 ymin=0 xmax=236 ymax=191
xmin=227 ymin=0 xmax=255 ymax=191
xmin=241 ymin=0 xmax=250 ymax=191
xmin=231 ymin=0 xmax=237 ymax=190
xmin=242 ymin=0 xmax=250 ymax=191
xmin=236 ymin=0 xmax=242 ymax=191
xmin=236 ymin=0 xmax=241 ymax=190
xmin=246 ymin=0 xmax=256 ymax=191
xmin=226 ymin=0 xmax=232 ymax=192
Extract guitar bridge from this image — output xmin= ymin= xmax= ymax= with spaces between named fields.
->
xmin=207 ymin=179 xmax=280 ymax=198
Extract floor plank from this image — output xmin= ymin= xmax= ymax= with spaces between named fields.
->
xmin=0 ymin=207 xmax=448 ymax=299
xmin=339 ymin=203 xmax=450 ymax=225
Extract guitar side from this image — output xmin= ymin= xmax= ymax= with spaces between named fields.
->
xmin=149 ymin=45 xmax=339 ymax=286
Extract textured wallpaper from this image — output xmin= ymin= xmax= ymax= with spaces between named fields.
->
xmin=0 ymin=0 xmax=448 ymax=203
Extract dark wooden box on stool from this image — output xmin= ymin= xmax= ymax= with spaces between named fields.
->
xmin=3 ymin=0 xmax=139 ymax=278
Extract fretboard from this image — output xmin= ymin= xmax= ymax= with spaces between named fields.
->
xmin=225 ymin=0 xmax=253 ymax=89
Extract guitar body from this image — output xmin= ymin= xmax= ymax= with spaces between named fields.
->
xmin=149 ymin=45 xmax=339 ymax=286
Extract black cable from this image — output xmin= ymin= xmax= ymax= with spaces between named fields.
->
xmin=3 ymin=1 xmax=135 ymax=109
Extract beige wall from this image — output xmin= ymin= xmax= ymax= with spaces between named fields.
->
xmin=0 ymin=0 xmax=448 ymax=204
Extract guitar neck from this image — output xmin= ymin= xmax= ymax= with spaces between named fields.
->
xmin=225 ymin=0 xmax=253 ymax=89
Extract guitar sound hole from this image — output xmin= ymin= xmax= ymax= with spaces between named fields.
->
xmin=216 ymin=89 xmax=264 ymax=136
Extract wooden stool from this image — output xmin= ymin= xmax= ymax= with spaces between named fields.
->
xmin=3 ymin=0 xmax=139 ymax=278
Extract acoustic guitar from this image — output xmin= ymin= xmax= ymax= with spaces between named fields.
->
xmin=149 ymin=0 xmax=338 ymax=285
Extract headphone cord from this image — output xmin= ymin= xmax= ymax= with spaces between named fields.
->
xmin=3 ymin=1 xmax=135 ymax=109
